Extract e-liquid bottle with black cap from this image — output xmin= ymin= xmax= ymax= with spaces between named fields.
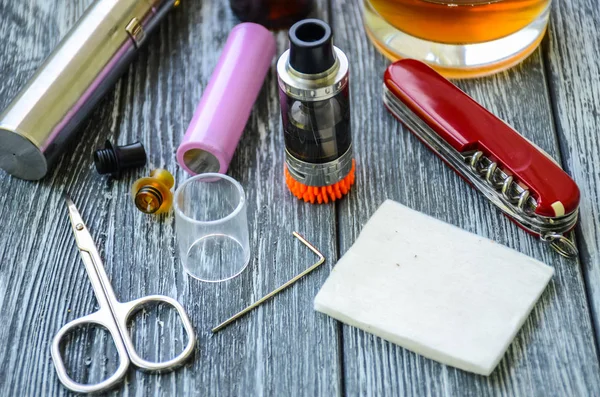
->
xmin=277 ymin=19 xmax=354 ymax=204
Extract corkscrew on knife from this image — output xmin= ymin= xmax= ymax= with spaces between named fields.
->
xmin=383 ymin=59 xmax=580 ymax=258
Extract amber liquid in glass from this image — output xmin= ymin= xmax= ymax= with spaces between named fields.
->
xmin=369 ymin=0 xmax=549 ymax=44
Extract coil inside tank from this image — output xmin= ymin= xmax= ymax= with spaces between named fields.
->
xmin=277 ymin=19 xmax=354 ymax=204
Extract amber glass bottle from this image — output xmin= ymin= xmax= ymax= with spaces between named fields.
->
xmin=230 ymin=0 xmax=314 ymax=29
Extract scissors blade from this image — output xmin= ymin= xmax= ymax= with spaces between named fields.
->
xmin=64 ymin=193 xmax=98 ymax=253
xmin=64 ymin=193 xmax=120 ymax=306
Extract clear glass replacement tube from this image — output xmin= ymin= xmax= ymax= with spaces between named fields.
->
xmin=174 ymin=173 xmax=250 ymax=282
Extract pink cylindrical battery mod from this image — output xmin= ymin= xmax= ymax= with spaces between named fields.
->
xmin=177 ymin=23 xmax=276 ymax=175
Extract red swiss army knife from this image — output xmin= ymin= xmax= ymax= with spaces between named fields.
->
xmin=383 ymin=59 xmax=580 ymax=258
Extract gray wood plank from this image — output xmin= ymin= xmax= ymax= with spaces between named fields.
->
xmin=0 ymin=0 xmax=342 ymax=396
xmin=544 ymin=0 xmax=600 ymax=346
xmin=331 ymin=0 xmax=600 ymax=395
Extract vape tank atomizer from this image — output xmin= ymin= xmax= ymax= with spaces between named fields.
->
xmin=277 ymin=19 xmax=355 ymax=204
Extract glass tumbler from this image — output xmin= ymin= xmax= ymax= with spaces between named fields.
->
xmin=363 ymin=0 xmax=552 ymax=78
xmin=174 ymin=174 xmax=250 ymax=282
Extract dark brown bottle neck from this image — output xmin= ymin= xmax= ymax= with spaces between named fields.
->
xmin=229 ymin=0 xmax=314 ymax=30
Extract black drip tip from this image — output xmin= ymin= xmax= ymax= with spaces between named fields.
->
xmin=93 ymin=140 xmax=147 ymax=177
xmin=288 ymin=19 xmax=335 ymax=75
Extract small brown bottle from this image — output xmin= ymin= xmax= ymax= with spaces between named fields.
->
xmin=229 ymin=0 xmax=314 ymax=30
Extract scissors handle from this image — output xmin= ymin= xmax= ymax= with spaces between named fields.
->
xmin=51 ymin=309 xmax=130 ymax=394
xmin=114 ymin=295 xmax=196 ymax=371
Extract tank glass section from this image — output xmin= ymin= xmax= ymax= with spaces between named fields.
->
xmin=280 ymin=85 xmax=351 ymax=164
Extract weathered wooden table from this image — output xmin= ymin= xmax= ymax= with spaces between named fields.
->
xmin=1 ymin=0 xmax=599 ymax=395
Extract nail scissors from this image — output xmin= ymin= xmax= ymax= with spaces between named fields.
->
xmin=51 ymin=195 xmax=196 ymax=393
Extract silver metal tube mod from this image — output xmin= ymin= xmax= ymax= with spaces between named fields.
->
xmin=0 ymin=0 xmax=179 ymax=180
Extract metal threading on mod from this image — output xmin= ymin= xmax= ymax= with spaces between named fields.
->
xmin=383 ymin=84 xmax=579 ymax=256
xmin=277 ymin=47 xmax=349 ymax=102
xmin=285 ymin=146 xmax=354 ymax=187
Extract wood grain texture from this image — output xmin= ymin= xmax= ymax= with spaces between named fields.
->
xmin=0 ymin=0 xmax=342 ymax=396
xmin=544 ymin=0 xmax=600 ymax=346
xmin=331 ymin=0 xmax=600 ymax=396
xmin=1 ymin=0 xmax=599 ymax=396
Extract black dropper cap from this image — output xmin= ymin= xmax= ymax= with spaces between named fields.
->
xmin=288 ymin=19 xmax=335 ymax=75
xmin=93 ymin=140 xmax=147 ymax=178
